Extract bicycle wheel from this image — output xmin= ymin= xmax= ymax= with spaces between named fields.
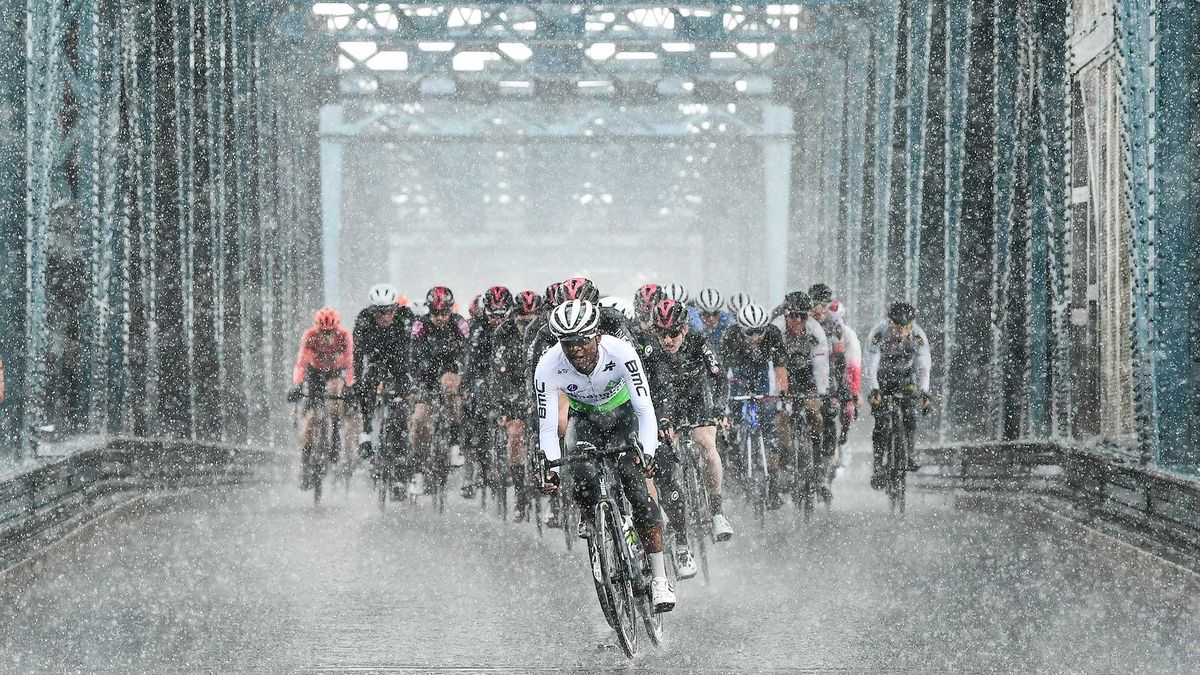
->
xmin=588 ymin=510 xmax=618 ymax=627
xmin=562 ymin=493 xmax=578 ymax=552
xmin=682 ymin=457 xmax=710 ymax=584
xmin=598 ymin=505 xmax=638 ymax=658
xmin=376 ymin=467 xmax=388 ymax=513
xmin=754 ymin=434 xmax=768 ymax=529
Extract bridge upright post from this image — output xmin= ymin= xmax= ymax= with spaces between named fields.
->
xmin=762 ymin=104 xmax=793 ymax=307
xmin=0 ymin=0 xmax=27 ymax=456
xmin=1153 ymin=0 xmax=1200 ymax=469
xmin=319 ymin=105 xmax=343 ymax=310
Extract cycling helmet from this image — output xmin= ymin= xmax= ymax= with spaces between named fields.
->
xmin=426 ymin=286 xmax=454 ymax=313
xmin=783 ymin=291 xmax=813 ymax=314
xmin=598 ymin=295 xmax=635 ymax=321
xmin=468 ymin=295 xmax=483 ymax=318
xmin=696 ymin=288 xmax=724 ymax=313
xmin=483 ymin=286 xmax=513 ymax=316
xmin=652 ymin=299 xmax=688 ymax=332
xmin=544 ymin=281 xmax=564 ymax=307
xmin=516 ymin=290 xmax=543 ymax=315
xmin=560 ymin=277 xmax=600 ymax=303
xmin=368 ymin=283 xmax=398 ymax=307
xmin=809 ymin=283 xmax=833 ymax=305
xmin=663 ymin=283 xmax=689 ymax=304
xmin=549 ymin=300 xmax=600 ymax=341
xmin=829 ymin=299 xmax=844 ymax=319
xmin=635 ymin=284 xmax=664 ymax=320
xmin=736 ymin=304 xmax=770 ymax=331
xmin=888 ymin=301 xmax=916 ymax=326
xmin=314 ymin=307 xmax=340 ymax=330
xmin=727 ymin=292 xmax=754 ymax=314
xmin=410 ymin=300 xmax=427 ymax=316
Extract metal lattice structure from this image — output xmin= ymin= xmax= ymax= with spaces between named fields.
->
xmin=1 ymin=0 xmax=1198 ymax=478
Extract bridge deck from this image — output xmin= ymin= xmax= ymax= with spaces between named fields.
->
xmin=2 ymin=446 xmax=1197 ymax=672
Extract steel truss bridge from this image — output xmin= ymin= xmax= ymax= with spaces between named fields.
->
xmin=0 ymin=0 xmax=1196 ymax=485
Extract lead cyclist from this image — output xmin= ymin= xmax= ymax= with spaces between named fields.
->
xmin=535 ymin=300 xmax=676 ymax=613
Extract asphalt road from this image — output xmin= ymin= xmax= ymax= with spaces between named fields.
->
xmin=2 ymin=442 xmax=1198 ymax=673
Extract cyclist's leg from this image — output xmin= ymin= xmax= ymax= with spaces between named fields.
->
xmin=653 ymin=440 xmax=686 ymax=545
xmin=564 ymin=414 xmax=602 ymax=530
xmin=903 ymin=398 xmax=918 ymax=470
xmin=326 ymin=377 xmax=347 ymax=460
xmin=690 ymin=425 xmax=724 ymax=513
xmin=869 ymin=400 xmax=887 ymax=489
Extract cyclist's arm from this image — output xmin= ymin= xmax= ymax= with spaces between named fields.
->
xmin=843 ymin=325 xmax=863 ymax=396
xmin=292 ymin=334 xmax=313 ymax=385
xmin=337 ymin=329 xmax=356 ymax=386
xmin=808 ymin=318 xmax=830 ymax=396
xmin=352 ymin=315 xmax=367 ymax=383
xmin=612 ymin=340 xmax=659 ymax=457
xmin=701 ymin=340 xmax=729 ymax=405
xmin=533 ymin=358 xmax=563 ymax=463
xmin=863 ymin=324 xmax=883 ymax=392
xmin=913 ymin=324 xmax=933 ymax=393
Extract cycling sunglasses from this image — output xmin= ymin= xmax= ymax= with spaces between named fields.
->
xmin=372 ymin=305 xmax=398 ymax=316
xmin=784 ymin=311 xmax=807 ymax=319
xmin=655 ymin=327 xmax=684 ymax=338
xmin=743 ymin=327 xmax=766 ymax=337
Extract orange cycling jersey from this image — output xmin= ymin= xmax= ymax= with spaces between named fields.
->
xmin=293 ymin=326 xmax=355 ymax=386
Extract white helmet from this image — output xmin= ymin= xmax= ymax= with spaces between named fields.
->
xmin=695 ymin=288 xmax=723 ymax=313
xmin=598 ymin=295 xmax=635 ymax=321
xmin=368 ymin=283 xmax=398 ymax=307
xmin=727 ymin=292 xmax=754 ymax=314
xmin=410 ymin=300 xmax=428 ymax=316
xmin=663 ymin=283 xmax=689 ymax=304
xmin=736 ymin=303 xmax=770 ymax=330
xmin=549 ymin=300 xmax=601 ymax=340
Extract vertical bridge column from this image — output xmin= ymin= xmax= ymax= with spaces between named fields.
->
xmin=0 ymin=0 xmax=26 ymax=453
xmin=319 ymin=105 xmax=344 ymax=309
xmin=762 ymin=104 xmax=793 ymax=307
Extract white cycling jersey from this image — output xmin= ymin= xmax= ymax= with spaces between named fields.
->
xmin=863 ymin=321 xmax=932 ymax=393
xmin=534 ymin=335 xmax=659 ymax=463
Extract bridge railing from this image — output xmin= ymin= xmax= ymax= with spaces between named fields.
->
xmin=916 ymin=441 xmax=1200 ymax=569
xmin=0 ymin=437 xmax=284 ymax=573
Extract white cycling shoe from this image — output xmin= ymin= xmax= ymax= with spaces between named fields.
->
xmin=650 ymin=577 xmax=676 ymax=613
xmin=712 ymin=513 xmax=734 ymax=542
xmin=449 ymin=444 xmax=465 ymax=467
xmin=674 ymin=547 xmax=698 ymax=580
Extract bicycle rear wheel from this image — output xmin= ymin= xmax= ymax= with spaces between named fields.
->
xmin=682 ymin=459 xmax=711 ymax=584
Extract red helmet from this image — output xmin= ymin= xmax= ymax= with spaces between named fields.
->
xmin=652 ymin=299 xmax=687 ymax=333
xmin=544 ymin=281 xmax=563 ymax=306
xmin=635 ymin=284 xmax=664 ymax=320
xmin=516 ymin=290 xmax=543 ymax=315
xmin=314 ymin=307 xmax=340 ymax=330
xmin=559 ymin=277 xmax=599 ymax=304
xmin=426 ymin=286 xmax=454 ymax=313
xmin=468 ymin=295 xmax=483 ymax=318
xmin=484 ymin=286 xmax=513 ymax=316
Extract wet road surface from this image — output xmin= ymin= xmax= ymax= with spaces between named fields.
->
xmin=2 ymin=441 xmax=1199 ymax=673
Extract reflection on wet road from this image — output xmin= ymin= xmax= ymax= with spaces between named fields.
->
xmin=3 ymin=444 xmax=1198 ymax=673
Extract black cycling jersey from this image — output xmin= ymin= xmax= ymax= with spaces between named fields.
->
xmin=410 ymin=313 xmax=471 ymax=388
xmin=720 ymin=324 xmax=785 ymax=372
xmin=642 ymin=331 xmax=728 ymax=424
xmin=352 ymin=306 xmax=415 ymax=386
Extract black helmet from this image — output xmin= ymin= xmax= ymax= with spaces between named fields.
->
xmin=808 ymin=283 xmax=833 ymax=304
xmin=888 ymin=302 xmax=916 ymax=326
xmin=783 ymin=291 xmax=813 ymax=314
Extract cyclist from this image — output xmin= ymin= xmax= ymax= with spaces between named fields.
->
xmin=727 ymin=292 xmax=754 ymax=318
xmin=462 ymin=286 xmax=514 ymax=499
xmin=691 ymin=287 xmax=736 ymax=346
xmin=410 ymin=286 xmax=471 ymax=491
xmin=288 ymin=307 xmax=355 ymax=489
xmin=535 ymin=300 xmax=675 ymax=612
xmin=721 ymin=303 xmax=788 ymax=505
xmin=513 ymin=290 xmax=545 ymax=336
xmin=776 ymin=292 xmax=832 ymax=503
xmin=598 ymin=295 xmax=636 ymax=322
xmin=643 ymin=299 xmax=733 ymax=578
xmin=808 ymin=284 xmax=861 ymax=447
xmin=634 ymin=283 xmax=664 ymax=332
xmin=485 ymin=288 xmax=539 ymax=520
xmin=864 ymin=302 xmax=933 ymax=490
xmin=352 ymin=284 xmax=415 ymax=460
